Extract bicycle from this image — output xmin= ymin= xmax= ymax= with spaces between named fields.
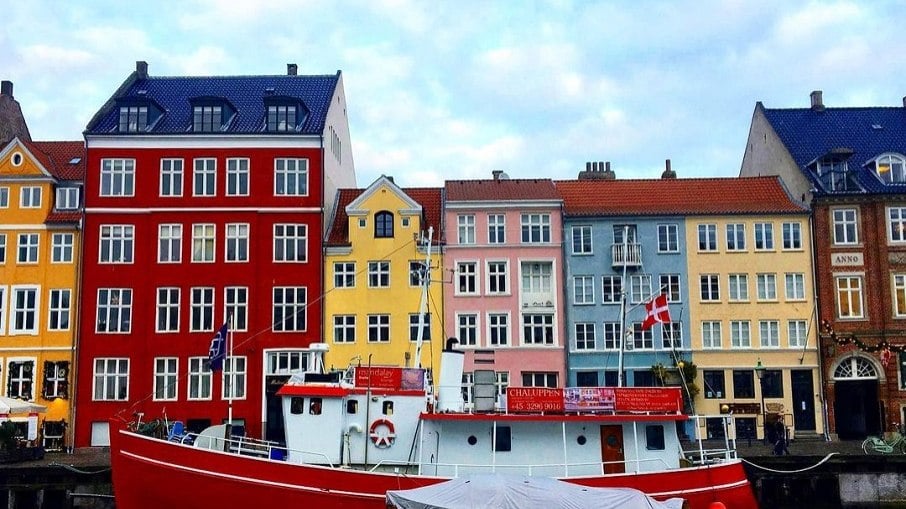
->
xmin=862 ymin=433 xmax=906 ymax=454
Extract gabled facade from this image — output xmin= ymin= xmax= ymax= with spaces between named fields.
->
xmin=323 ymin=176 xmax=444 ymax=375
xmin=76 ymin=61 xmax=356 ymax=446
xmin=0 ymin=136 xmax=84 ymax=448
xmin=558 ymin=168 xmax=820 ymax=442
xmin=443 ymin=174 xmax=565 ymax=408
xmin=741 ymin=91 xmax=906 ymax=439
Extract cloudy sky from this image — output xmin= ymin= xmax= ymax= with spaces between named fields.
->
xmin=2 ymin=1 xmax=904 ymax=187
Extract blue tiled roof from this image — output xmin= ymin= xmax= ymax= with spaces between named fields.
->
xmin=763 ymin=106 xmax=906 ymax=195
xmin=85 ymin=72 xmax=340 ymax=135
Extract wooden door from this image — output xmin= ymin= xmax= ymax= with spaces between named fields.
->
xmin=600 ymin=425 xmax=625 ymax=474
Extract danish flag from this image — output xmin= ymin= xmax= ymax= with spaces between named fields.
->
xmin=642 ymin=293 xmax=671 ymax=330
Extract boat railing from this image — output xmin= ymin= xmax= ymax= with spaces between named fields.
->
xmin=683 ymin=414 xmax=739 ymax=465
xmin=164 ymin=429 xmax=337 ymax=466
xmin=407 ymin=457 xmax=673 ymax=478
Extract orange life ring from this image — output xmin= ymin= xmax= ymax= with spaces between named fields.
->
xmin=369 ymin=418 xmax=396 ymax=448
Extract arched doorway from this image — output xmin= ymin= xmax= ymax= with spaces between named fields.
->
xmin=832 ymin=356 xmax=882 ymax=439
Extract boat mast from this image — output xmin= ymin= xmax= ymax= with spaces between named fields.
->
xmin=617 ymin=225 xmax=629 ymax=388
xmin=412 ymin=226 xmax=434 ymax=369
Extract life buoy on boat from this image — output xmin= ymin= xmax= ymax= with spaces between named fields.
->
xmin=369 ymin=418 xmax=396 ymax=448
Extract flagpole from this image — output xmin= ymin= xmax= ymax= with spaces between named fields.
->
xmin=617 ymin=226 xmax=629 ymax=388
xmin=227 ymin=313 xmax=234 ymax=427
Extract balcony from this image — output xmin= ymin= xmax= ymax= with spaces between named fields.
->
xmin=611 ymin=243 xmax=642 ymax=268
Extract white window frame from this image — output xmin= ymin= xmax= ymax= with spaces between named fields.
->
xmin=368 ymin=261 xmax=390 ymax=288
xmin=601 ymin=275 xmax=622 ymax=304
xmin=754 ymin=222 xmax=775 ymax=250
xmin=575 ymin=322 xmax=596 ymax=350
xmin=662 ymin=322 xmax=682 ymax=349
xmin=757 ymin=273 xmax=778 ymax=301
xmin=51 ymin=233 xmax=74 ymax=263
xmin=160 ymin=158 xmax=184 ymax=197
xmin=702 ymin=321 xmax=722 ymax=349
xmin=0 ymin=187 xmax=8 ymax=207
xmin=224 ymin=287 xmax=248 ymax=332
xmin=333 ymin=315 xmax=356 ymax=343
xmin=192 ymin=223 xmax=215 ymax=263
xmin=156 ymin=287 xmax=180 ymax=333
xmin=158 ymin=224 xmax=182 ymax=263
xmin=272 ymin=287 xmax=307 ymax=332
xmin=486 ymin=260 xmax=509 ymax=295
xmin=522 ymin=313 xmax=554 ymax=345
xmin=334 ymin=262 xmax=356 ymax=288
xmin=726 ymin=223 xmax=746 ymax=251
xmin=47 ymin=288 xmax=71 ymax=331
xmin=488 ymin=214 xmax=505 ymax=244
xmin=602 ymin=322 xmax=621 ymax=350
xmin=456 ymin=261 xmax=478 ymax=295
xmin=730 ymin=320 xmax=751 ymax=348
xmin=521 ymin=213 xmax=551 ymax=243
xmin=700 ymin=274 xmax=720 ymax=302
xmin=100 ymin=159 xmax=135 ymax=197
xmin=457 ymin=313 xmax=478 ymax=347
xmin=698 ymin=224 xmax=717 ymax=252
xmin=782 ymin=222 xmax=803 ymax=250
xmin=785 ymin=273 xmax=806 ymax=301
xmin=10 ymin=285 xmax=39 ymax=335
xmin=629 ymin=274 xmax=652 ymax=304
xmin=99 ymin=225 xmax=134 ymax=263
xmin=55 ymin=187 xmax=80 ymax=210
xmin=96 ymin=288 xmax=132 ymax=333
xmin=93 ymin=358 xmax=129 ymax=401
xmin=457 ymin=215 xmax=476 ymax=245
xmin=889 ymin=207 xmax=906 ymax=243
xmin=367 ymin=314 xmax=390 ymax=342
xmin=895 ymin=274 xmax=906 ymax=317
xmin=657 ymin=223 xmax=679 ymax=253
xmin=836 ymin=275 xmax=864 ymax=319
xmin=832 ymin=208 xmax=859 ymax=245
xmin=0 ymin=286 xmax=6 ymax=334
xmin=193 ymin=158 xmax=216 ymax=197
xmin=6 ymin=360 xmax=36 ymax=400
xmin=226 ymin=158 xmax=250 ymax=196
xmin=190 ymin=287 xmax=214 ymax=332
xmin=222 ymin=356 xmax=247 ymax=400
xmin=188 ymin=357 xmax=212 ymax=400
xmin=17 ymin=233 xmax=39 ymax=264
xmin=787 ymin=320 xmax=808 ymax=348
xmin=572 ymin=225 xmax=593 ymax=255
xmin=20 ymin=186 xmax=41 ymax=208
xmin=153 ymin=357 xmax=178 ymax=401
xmin=0 ymin=233 xmax=6 ymax=264
xmin=875 ymin=153 xmax=906 ymax=183
xmin=274 ymin=158 xmax=308 ymax=196
xmin=660 ymin=274 xmax=681 ymax=302
xmin=573 ymin=275 xmax=595 ymax=305
xmin=487 ymin=312 xmax=510 ymax=346
xmin=759 ymin=320 xmax=780 ymax=348
xmin=728 ymin=273 xmax=749 ymax=302
xmin=273 ymin=224 xmax=307 ymax=262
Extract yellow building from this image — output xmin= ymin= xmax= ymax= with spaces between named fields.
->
xmin=686 ymin=204 xmax=824 ymax=441
xmin=0 ymin=137 xmax=84 ymax=448
xmin=323 ymin=176 xmax=445 ymax=377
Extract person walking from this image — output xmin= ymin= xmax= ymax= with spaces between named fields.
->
xmin=772 ymin=420 xmax=789 ymax=455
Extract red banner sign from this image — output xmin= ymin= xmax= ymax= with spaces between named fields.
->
xmin=613 ymin=387 xmax=682 ymax=412
xmin=506 ymin=386 xmax=682 ymax=414
xmin=506 ymin=387 xmax=564 ymax=413
xmin=564 ymin=387 xmax=615 ymax=412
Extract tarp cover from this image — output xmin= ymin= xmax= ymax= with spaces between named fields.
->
xmin=386 ymin=474 xmax=686 ymax=509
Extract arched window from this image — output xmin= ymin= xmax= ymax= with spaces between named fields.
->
xmin=375 ymin=211 xmax=394 ymax=238
xmin=833 ymin=356 xmax=878 ymax=380
xmin=873 ymin=153 xmax=906 ymax=184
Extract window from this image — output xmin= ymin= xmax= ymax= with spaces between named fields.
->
xmin=662 ymin=322 xmax=682 ymax=349
xmin=522 ymin=262 xmax=552 ymax=295
xmin=785 ymin=273 xmax=806 ymax=300
xmin=118 ymin=105 xmax=147 ymax=132
xmin=20 ymin=186 xmax=41 ymax=208
xmin=836 ymin=275 xmax=864 ymax=318
xmin=334 ymin=262 xmax=356 ymax=288
xmin=188 ymin=357 xmax=212 ymax=400
xmin=700 ymin=274 xmax=720 ymax=302
xmin=193 ymin=158 xmax=216 ymax=196
xmin=875 ymin=153 xmax=906 ymax=183
xmin=782 ymin=222 xmax=802 ymax=250
xmin=48 ymin=289 xmax=71 ymax=331
xmin=333 ymin=315 xmax=356 ymax=343
xmin=0 ymin=234 xmax=5 ymax=263
xmin=96 ymin=289 xmax=132 ymax=333
xmin=698 ymin=224 xmax=717 ymax=251
xmin=457 ymin=313 xmax=478 ymax=346
xmin=274 ymin=158 xmax=308 ymax=196
xmin=224 ymin=287 xmax=248 ymax=331
xmin=896 ymin=274 xmax=906 ymax=317
xmin=488 ymin=313 xmax=509 ymax=346
xmin=156 ymin=288 xmax=180 ymax=333
xmin=153 ymin=358 xmax=178 ymax=401
xmin=17 ymin=233 xmax=39 ymax=263
xmin=267 ymin=105 xmax=297 ymax=132
xmin=890 ymin=207 xmax=906 ymax=243
xmin=274 ymin=224 xmax=307 ymax=262
xmin=832 ymin=208 xmax=859 ymax=245
xmin=761 ymin=369 xmax=783 ymax=398
xmin=613 ymin=225 xmax=637 ymax=245
xmin=602 ymin=322 xmax=621 ymax=350
xmin=273 ymin=287 xmax=306 ymax=332
xmin=703 ymin=370 xmax=725 ymax=399
xmin=225 ymin=223 xmax=249 ymax=262
xmin=732 ymin=370 xmax=755 ymax=399
xmin=900 ymin=353 xmax=906 ymax=390
xmin=659 ymin=274 xmax=681 ymax=302
xmin=409 ymin=313 xmax=431 ymax=341
xmin=646 ymin=425 xmax=665 ymax=451
xmin=99 ymin=225 xmax=133 ymax=263
xmin=788 ymin=320 xmax=808 ymax=348
xmin=757 ymin=273 xmax=777 ymax=301
xmin=759 ymin=320 xmax=779 ymax=347
xmin=728 ymin=274 xmax=749 ymax=302
xmin=93 ymin=358 xmax=129 ymax=401
xmin=192 ymin=224 xmax=215 ymax=262
xmin=522 ymin=372 xmax=557 ymax=388
xmin=521 ymin=213 xmax=551 ymax=243
xmin=0 ymin=287 xmax=5 ymax=334
xmin=658 ymin=224 xmax=678 ymax=252
xmin=702 ymin=321 xmax=722 ymax=349
xmin=754 ymin=222 xmax=774 ymax=250
xmin=190 ymin=287 xmax=214 ymax=332
xmin=523 ymin=314 xmax=554 ymax=345
xmin=368 ymin=261 xmax=390 ymax=288
xmin=405 ymin=260 xmax=424 ymax=287
xmin=726 ymin=223 xmax=746 ymax=251
xmin=730 ymin=320 xmax=751 ymax=348
xmin=629 ymin=274 xmax=652 ymax=304
xmin=572 ymin=225 xmax=592 ymax=254
xmin=573 ymin=276 xmax=595 ymax=304
xmin=456 ymin=262 xmax=477 ymax=294
xmin=602 ymin=275 xmax=622 ymax=304
xmin=223 ymin=356 xmax=247 ymax=399
xmin=51 ymin=233 xmax=73 ymax=263
xmin=375 ymin=211 xmax=394 ymax=238
xmin=160 ymin=159 xmax=184 ymax=197
xmin=630 ymin=323 xmax=653 ymax=350
xmin=488 ymin=214 xmax=505 ymax=244
xmin=401 ymin=217 xmax=410 ymax=227
xmin=193 ymin=105 xmax=222 ymax=132
xmin=487 ymin=261 xmax=508 ymax=294
xmin=574 ymin=323 xmax=596 ymax=350
xmin=0 ymin=187 xmax=8 ymax=207
xmin=158 ymin=224 xmax=182 ymax=263
xmin=5 ymin=361 xmax=34 ymax=400
xmin=457 ymin=215 xmax=475 ymax=244
xmin=55 ymin=187 xmax=80 ymax=210
xmin=368 ymin=314 xmax=390 ymax=342
xmin=100 ymin=159 xmax=135 ymax=197
xmin=226 ymin=158 xmax=249 ymax=196
xmin=11 ymin=286 xmax=39 ymax=334
xmin=43 ymin=361 xmax=69 ymax=400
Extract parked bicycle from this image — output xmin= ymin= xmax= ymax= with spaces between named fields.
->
xmin=862 ymin=433 xmax=906 ymax=454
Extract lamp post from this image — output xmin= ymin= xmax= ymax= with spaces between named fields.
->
xmin=754 ymin=359 xmax=766 ymax=444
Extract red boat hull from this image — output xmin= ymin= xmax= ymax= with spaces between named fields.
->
xmin=110 ymin=423 xmax=757 ymax=509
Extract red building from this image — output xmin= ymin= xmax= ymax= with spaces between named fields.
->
xmin=75 ymin=61 xmax=356 ymax=446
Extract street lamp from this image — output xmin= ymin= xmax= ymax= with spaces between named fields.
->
xmin=754 ymin=359 xmax=766 ymax=443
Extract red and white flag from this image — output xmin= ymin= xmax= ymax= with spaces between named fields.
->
xmin=642 ymin=293 xmax=671 ymax=330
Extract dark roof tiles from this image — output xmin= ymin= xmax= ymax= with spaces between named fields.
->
xmin=445 ymin=178 xmax=561 ymax=202
xmin=326 ymin=187 xmax=444 ymax=246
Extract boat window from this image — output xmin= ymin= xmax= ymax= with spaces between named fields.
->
xmin=346 ymin=400 xmax=358 ymax=414
xmin=290 ymin=397 xmax=305 ymax=415
xmin=576 ymin=435 xmax=587 ymax=445
xmin=705 ymin=418 xmax=726 ymax=439
xmin=309 ymin=398 xmax=322 ymax=415
xmin=382 ymin=401 xmax=394 ymax=415
xmin=494 ymin=426 xmax=512 ymax=452
xmin=645 ymin=425 xmax=665 ymax=450
xmin=467 ymin=435 xmax=477 ymax=445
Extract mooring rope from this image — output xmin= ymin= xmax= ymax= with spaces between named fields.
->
xmin=741 ymin=452 xmax=838 ymax=473
xmin=48 ymin=462 xmax=111 ymax=475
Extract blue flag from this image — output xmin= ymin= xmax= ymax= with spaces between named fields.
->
xmin=208 ymin=322 xmax=228 ymax=372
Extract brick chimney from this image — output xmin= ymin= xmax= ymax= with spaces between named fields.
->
xmin=287 ymin=63 xmax=298 ymax=76
xmin=136 ymin=61 xmax=148 ymax=79
xmin=1 ymin=81 xmax=12 ymax=98
xmin=810 ymin=90 xmax=824 ymax=112
xmin=661 ymin=159 xmax=676 ymax=179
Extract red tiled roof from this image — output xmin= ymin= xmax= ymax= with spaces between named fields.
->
xmin=46 ymin=211 xmax=81 ymax=224
xmin=445 ymin=178 xmax=560 ymax=201
xmin=326 ymin=187 xmax=444 ymax=246
xmin=26 ymin=141 xmax=85 ymax=181
xmin=555 ymin=176 xmax=807 ymax=216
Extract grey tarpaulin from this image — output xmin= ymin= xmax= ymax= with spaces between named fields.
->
xmin=386 ymin=474 xmax=686 ymax=509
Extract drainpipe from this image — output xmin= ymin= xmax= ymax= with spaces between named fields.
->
xmin=808 ymin=208 xmax=831 ymax=441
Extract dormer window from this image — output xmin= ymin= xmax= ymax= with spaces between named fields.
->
xmin=871 ymin=153 xmax=906 ymax=184
xmin=56 ymin=187 xmax=80 ymax=210
xmin=119 ymin=106 xmax=148 ymax=132
xmin=193 ymin=105 xmax=222 ymax=132
xmin=267 ymin=105 xmax=297 ymax=132
xmin=810 ymin=148 xmax=860 ymax=193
